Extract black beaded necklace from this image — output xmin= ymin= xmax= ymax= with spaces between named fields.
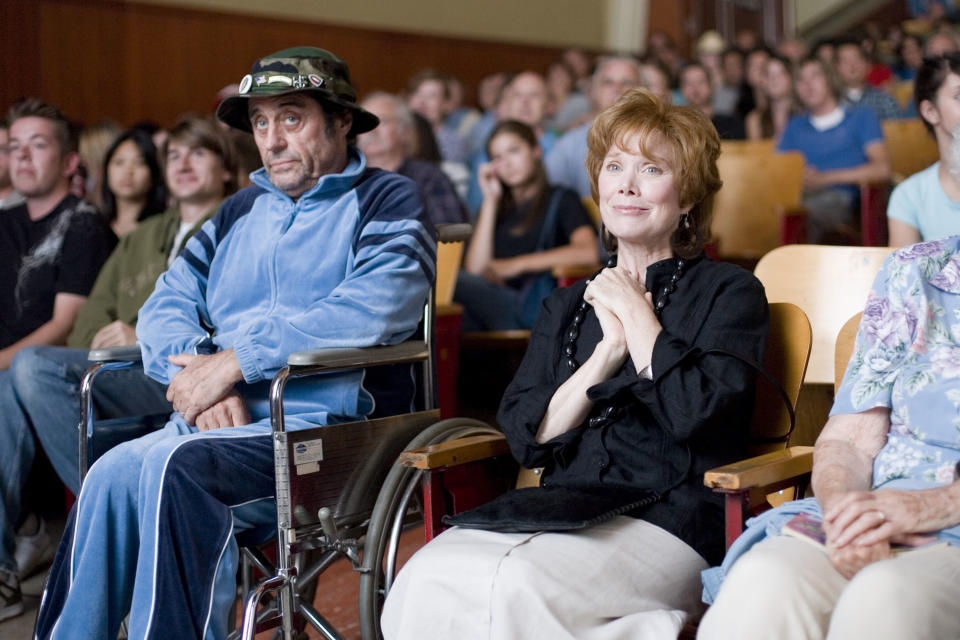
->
xmin=564 ymin=255 xmax=686 ymax=373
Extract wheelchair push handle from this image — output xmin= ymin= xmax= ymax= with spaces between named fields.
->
xmin=437 ymin=223 xmax=472 ymax=244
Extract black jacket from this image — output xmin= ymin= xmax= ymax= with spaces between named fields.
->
xmin=497 ymin=255 xmax=769 ymax=565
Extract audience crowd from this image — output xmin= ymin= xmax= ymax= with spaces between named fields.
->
xmin=4 ymin=10 xmax=960 ymax=638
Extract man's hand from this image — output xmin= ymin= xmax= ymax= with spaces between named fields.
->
xmin=90 ymin=321 xmax=138 ymax=349
xmin=194 ymin=390 xmax=251 ymax=431
xmin=166 ymin=349 xmax=244 ymax=425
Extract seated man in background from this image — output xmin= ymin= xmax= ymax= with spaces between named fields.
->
xmin=34 ymin=46 xmax=434 ymax=640
xmin=465 ymin=71 xmax=556 ymax=213
xmin=359 ymin=91 xmax=467 ymax=225
xmin=0 ymin=118 xmax=25 ymax=210
xmin=0 ymin=97 xmax=113 ymax=622
xmin=779 ymin=56 xmax=891 ymax=243
xmin=0 ymin=114 xmax=237 ymax=621
xmin=0 ymin=98 xmax=114 ymax=371
xmin=545 ymin=56 xmax=643 ymax=198
xmin=407 ymin=69 xmax=468 ymax=163
xmin=835 ymin=39 xmax=903 ymax=121
xmin=678 ymin=62 xmax=746 ymax=140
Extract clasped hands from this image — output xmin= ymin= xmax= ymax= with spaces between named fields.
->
xmin=583 ymin=266 xmax=659 ymax=358
xmin=166 ymin=349 xmax=250 ymax=431
xmin=822 ymin=489 xmax=937 ymax=579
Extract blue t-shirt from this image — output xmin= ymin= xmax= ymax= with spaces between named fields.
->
xmin=778 ymin=107 xmax=884 ymax=198
xmin=887 ymin=162 xmax=960 ymax=242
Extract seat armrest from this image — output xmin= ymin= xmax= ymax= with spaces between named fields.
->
xmin=287 ymin=341 xmax=428 ymax=369
xmin=437 ymin=223 xmax=473 ymax=244
xmin=704 ymin=446 xmax=814 ymax=491
xmin=87 ymin=345 xmax=144 ymax=363
xmin=399 ymin=433 xmax=509 ymax=470
xmin=551 ymin=264 xmax=599 ymax=286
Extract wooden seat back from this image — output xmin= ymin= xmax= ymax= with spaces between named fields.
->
xmin=711 ymin=145 xmax=805 ymax=260
xmin=754 ymin=245 xmax=890 ymax=385
xmin=834 ymin=312 xmax=862 ymax=394
xmin=748 ymin=302 xmax=811 ymax=456
xmin=882 ymin=118 xmax=938 ymax=182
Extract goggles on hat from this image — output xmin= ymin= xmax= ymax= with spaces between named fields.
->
xmin=239 ymin=72 xmax=327 ymax=95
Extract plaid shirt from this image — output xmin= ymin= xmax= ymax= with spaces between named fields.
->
xmin=845 ymin=86 xmax=903 ymax=121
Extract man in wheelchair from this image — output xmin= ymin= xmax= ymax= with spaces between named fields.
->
xmin=34 ymin=46 xmax=436 ymax=640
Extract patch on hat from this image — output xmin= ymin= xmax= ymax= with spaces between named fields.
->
xmin=239 ymin=74 xmax=253 ymax=95
xmin=308 ymin=74 xmax=324 ymax=87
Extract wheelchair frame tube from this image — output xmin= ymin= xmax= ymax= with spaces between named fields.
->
xmin=78 ymin=358 xmax=139 ymax=487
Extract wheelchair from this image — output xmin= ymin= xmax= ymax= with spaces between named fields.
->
xmin=76 ymin=223 xmax=500 ymax=640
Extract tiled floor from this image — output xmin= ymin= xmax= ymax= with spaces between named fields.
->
xmin=2 ymin=527 xmax=426 ymax=640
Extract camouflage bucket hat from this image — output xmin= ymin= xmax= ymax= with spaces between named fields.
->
xmin=216 ymin=46 xmax=379 ymax=136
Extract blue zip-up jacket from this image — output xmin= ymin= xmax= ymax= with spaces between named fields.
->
xmin=136 ymin=148 xmax=436 ymax=428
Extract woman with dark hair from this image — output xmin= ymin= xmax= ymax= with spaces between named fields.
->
xmin=100 ymin=128 xmax=166 ymax=237
xmin=895 ymin=33 xmax=925 ymax=81
xmin=888 ymin=53 xmax=960 ymax=245
xmin=746 ymin=54 xmax=802 ymax=141
xmin=382 ymin=89 xmax=769 ymax=639
xmin=455 ymin=119 xmax=598 ymax=330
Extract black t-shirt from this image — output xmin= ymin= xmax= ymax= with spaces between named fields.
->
xmin=711 ymin=113 xmax=747 ymax=140
xmin=493 ymin=186 xmax=594 ymax=288
xmin=0 ymin=195 xmax=115 ymax=348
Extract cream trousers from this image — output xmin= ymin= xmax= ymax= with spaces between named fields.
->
xmin=697 ymin=535 xmax=960 ymax=640
xmin=381 ymin=516 xmax=708 ymax=640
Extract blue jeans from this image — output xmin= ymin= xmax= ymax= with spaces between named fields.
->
xmin=35 ymin=421 xmax=277 ymax=640
xmin=454 ymin=271 xmax=530 ymax=331
xmin=0 ymin=346 xmax=170 ymax=571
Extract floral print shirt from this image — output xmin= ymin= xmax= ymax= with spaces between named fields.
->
xmin=832 ymin=237 xmax=960 ymax=543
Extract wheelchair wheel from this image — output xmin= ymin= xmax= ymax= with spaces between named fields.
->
xmin=357 ymin=418 xmax=500 ymax=640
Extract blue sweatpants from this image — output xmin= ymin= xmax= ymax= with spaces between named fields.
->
xmin=35 ymin=420 xmax=279 ymax=640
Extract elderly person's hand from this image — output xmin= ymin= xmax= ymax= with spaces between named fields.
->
xmin=194 ymin=389 xmax=251 ymax=431
xmin=824 ymin=489 xmax=940 ymax=549
xmin=166 ymin=349 xmax=244 ymax=425
xmin=826 ymin=537 xmax=893 ymax=579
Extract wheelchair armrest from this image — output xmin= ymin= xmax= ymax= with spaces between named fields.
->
xmin=287 ymin=341 xmax=428 ymax=370
xmin=399 ymin=433 xmax=510 ymax=470
xmin=704 ymin=446 xmax=814 ymax=492
xmin=437 ymin=223 xmax=473 ymax=244
xmin=87 ymin=345 xmax=144 ymax=363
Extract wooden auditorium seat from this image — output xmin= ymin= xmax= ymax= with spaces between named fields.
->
xmin=711 ymin=142 xmax=806 ymax=263
xmin=754 ymin=244 xmax=891 ymax=445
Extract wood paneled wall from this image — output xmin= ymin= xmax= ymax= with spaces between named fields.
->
xmin=0 ymin=0 xmax=571 ymax=128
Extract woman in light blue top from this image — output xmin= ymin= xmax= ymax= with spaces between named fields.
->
xmin=698 ymin=239 xmax=960 ymax=640
xmin=888 ymin=53 xmax=960 ymax=246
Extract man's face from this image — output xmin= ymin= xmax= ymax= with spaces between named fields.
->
xmin=679 ymin=67 xmax=713 ymax=110
xmin=408 ymin=80 xmax=447 ymax=126
xmin=723 ymin=51 xmax=744 ymax=86
xmin=836 ymin=45 xmax=868 ymax=88
xmin=357 ymin=96 xmax=408 ymax=160
xmin=8 ymin=116 xmax=72 ymax=198
xmin=501 ymin=73 xmax=549 ymax=129
xmin=0 ymin=128 xmax=11 ymax=191
xmin=796 ymin=62 xmax=834 ymax=113
xmin=248 ymin=94 xmax=351 ymax=199
xmin=592 ymin=60 xmax=641 ymax=112
xmin=165 ymin=140 xmax=229 ymax=204
xmin=926 ymin=32 xmax=958 ymax=57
